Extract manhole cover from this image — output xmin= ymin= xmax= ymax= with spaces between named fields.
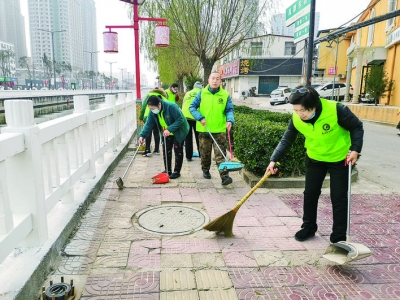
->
xmin=135 ymin=205 xmax=209 ymax=236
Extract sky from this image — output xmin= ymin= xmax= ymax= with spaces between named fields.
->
xmin=19 ymin=0 xmax=372 ymax=86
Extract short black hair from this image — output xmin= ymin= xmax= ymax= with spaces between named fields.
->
xmin=289 ymin=85 xmax=321 ymax=111
xmin=171 ymin=83 xmax=178 ymax=88
xmin=147 ymin=95 xmax=162 ymax=106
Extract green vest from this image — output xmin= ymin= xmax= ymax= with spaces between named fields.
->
xmin=182 ymin=87 xmax=201 ymax=120
xmin=292 ymin=99 xmax=351 ymax=162
xmin=196 ymin=86 xmax=229 ymax=133
xmin=157 ymin=111 xmax=174 ymax=135
xmin=166 ymin=89 xmax=176 ymax=103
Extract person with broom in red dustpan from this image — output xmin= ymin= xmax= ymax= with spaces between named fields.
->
xmin=265 ymin=85 xmax=364 ymax=244
xmin=139 ymin=95 xmax=189 ymax=179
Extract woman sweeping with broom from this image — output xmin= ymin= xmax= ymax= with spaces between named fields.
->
xmin=265 ymin=85 xmax=364 ymax=244
xmin=139 ymin=95 xmax=189 ymax=180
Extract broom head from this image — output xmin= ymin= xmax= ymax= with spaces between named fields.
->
xmin=203 ymin=210 xmax=237 ymax=237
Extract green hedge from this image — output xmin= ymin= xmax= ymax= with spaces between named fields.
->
xmin=232 ymin=105 xmax=306 ymax=177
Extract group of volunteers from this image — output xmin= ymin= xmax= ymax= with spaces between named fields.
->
xmin=138 ymin=72 xmax=235 ymax=186
xmin=138 ymin=71 xmax=365 ymax=245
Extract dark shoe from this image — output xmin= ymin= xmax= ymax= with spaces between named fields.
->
xmin=294 ymin=228 xmax=316 ymax=242
xmin=169 ymin=172 xmax=180 ymax=179
xmin=203 ymin=171 xmax=211 ymax=179
xmin=330 ymin=235 xmax=346 ymax=244
xmin=162 ymin=170 xmax=172 ymax=176
xmin=186 ymin=158 xmax=192 ymax=161
xmin=153 ymin=150 xmax=160 ymax=155
xmin=221 ymin=176 xmax=233 ymax=186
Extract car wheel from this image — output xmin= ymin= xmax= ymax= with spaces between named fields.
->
xmin=270 ymin=103 xmax=274 ymax=106
xmin=285 ymin=97 xmax=288 ymax=104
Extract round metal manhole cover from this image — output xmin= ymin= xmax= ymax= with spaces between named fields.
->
xmin=135 ymin=205 xmax=209 ymax=236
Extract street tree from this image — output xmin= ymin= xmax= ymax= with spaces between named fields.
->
xmin=18 ymin=56 xmax=34 ymax=89
xmin=42 ymin=53 xmax=53 ymax=89
xmin=140 ymin=0 xmax=276 ymax=82
xmin=0 ymin=49 xmax=14 ymax=90
xmin=364 ymin=65 xmax=395 ymax=106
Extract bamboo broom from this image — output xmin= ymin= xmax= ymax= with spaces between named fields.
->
xmin=203 ymin=165 xmax=278 ymax=237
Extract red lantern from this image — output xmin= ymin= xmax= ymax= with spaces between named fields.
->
xmin=155 ymin=24 xmax=169 ymax=47
xmin=103 ymin=31 xmax=119 ymax=53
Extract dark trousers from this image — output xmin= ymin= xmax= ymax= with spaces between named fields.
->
xmin=185 ymin=119 xmax=200 ymax=159
xmin=162 ymin=136 xmax=184 ymax=174
xmin=303 ymin=156 xmax=349 ymax=242
xmin=199 ymin=132 xmax=229 ymax=178
xmin=145 ymin=124 xmax=160 ymax=153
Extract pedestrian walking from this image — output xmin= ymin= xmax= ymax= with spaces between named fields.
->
xmin=139 ymin=88 xmax=167 ymax=156
xmin=265 ymin=85 xmax=364 ymax=244
xmin=189 ymin=72 xmax=235 ymax=186
xmin=165 ymin=83 xmax=179 ymax=103
xmin=396 ymin=108 xmax=400 ymax=136
xmin=182 ymin=81 xmax=202 ymax=161
xmin=139 ymin=95 xmax=189 ymax=179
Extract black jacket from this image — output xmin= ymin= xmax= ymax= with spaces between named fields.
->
xmin=270 ymin=102 xmax=364 ymax=162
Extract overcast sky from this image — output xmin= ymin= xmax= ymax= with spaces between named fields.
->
xmin=20 ymin=0 xmax=372 ymax=85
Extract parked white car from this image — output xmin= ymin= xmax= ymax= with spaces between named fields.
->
xmin=315 ymin=82 xmax=354 ymax=101
xmin=270 ymin=88 xmax=292 ymax=105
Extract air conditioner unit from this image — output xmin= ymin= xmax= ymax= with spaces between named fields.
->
xmin=338 ymin=74 xmax=346 ymax=79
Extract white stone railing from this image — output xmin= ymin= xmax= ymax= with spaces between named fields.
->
xmin=0 ymin=93 xmax=137 ymax=264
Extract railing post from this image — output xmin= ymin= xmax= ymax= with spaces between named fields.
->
xmin=1 ymin=100 xmax=47 ymax=246
xmin=73 ymin=95 xmax=96 ymax=178
xmin=105 ymin=94 xmax=117 ymax=152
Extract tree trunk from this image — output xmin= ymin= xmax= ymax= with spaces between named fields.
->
xmin=201 ymin=58 xmax=216 ymax=85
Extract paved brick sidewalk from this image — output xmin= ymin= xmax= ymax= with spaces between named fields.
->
xmin=42 ymin=141 xmax=400 ymax=299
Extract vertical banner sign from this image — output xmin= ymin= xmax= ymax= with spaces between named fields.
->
xmin=103 ymin=31 xmax=119 ymax=53
xmin=286 ymin=0 xmax=311 ymax=27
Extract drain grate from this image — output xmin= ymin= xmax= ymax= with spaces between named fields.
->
xmin=135 ymin=205 xmax=209 ymax=236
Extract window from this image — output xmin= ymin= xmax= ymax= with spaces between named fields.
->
xmin=250 ymin=42 xmax=262 ymax=56
xmin=367 ymin=9 xmax=375 ymax=46
xmin=284 ymin=42 xmax=296 ymax=55
xmin=387 ymin=0 xmax=396 ymax=30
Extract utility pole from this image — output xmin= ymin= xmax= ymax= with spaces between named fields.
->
xmin=84 ymin=51 xmax=99 ymax=89
xmin=106 ymin=61 xmax=116 ymax=91
xmin=39 ymin=28 xmax=66 ymax=90
xmin=118 ymin=68 xmax=126 ymax=90
xmin=306 ymin=0 xmax=316 ymax=86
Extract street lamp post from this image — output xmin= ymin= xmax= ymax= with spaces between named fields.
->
xmin=106 ymin=61 xmax=116 ymax=91
xmin=39 ymin=28 xmax=66 ymax=90
xmin=84 ymin=50 xmax=99 ymax=89
xmin=118 ymin=68 xmax=126 ymax=90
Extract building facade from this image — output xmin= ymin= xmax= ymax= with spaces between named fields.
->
xmin=317 ymin=0 xmax=399 ymax=107
xmin=28 ymin=0 xmax=98 ymax=79
xmin=0 ymin=0 xmax=28 ymax=65
xmin=217 ymin=34 xmax=305 ymax=99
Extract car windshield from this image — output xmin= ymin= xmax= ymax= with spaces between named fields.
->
xmin=271 ymin=90 xmax=283 ymax=95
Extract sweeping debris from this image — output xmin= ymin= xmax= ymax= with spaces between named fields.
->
xmin=203 ymin=164 xmax=278 ymax=237
xmin=152 ymin=135 xmax=170 ymax=184
xmin=205 ymin=126 xmax=244 ymax=172
xmin=115 ymin=141 xmax=141 ymax=189
xmin=322 ymin=162 xmax=372 ymax=264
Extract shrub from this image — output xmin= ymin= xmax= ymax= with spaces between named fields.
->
xmin=232 ymin=106 xmax=306 ymax=177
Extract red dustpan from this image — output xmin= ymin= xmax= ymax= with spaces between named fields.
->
xmin=152 ymin=135 xmax=170 ymax=184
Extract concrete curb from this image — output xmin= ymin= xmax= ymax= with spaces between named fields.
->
xmin=240 ymin=167 xmax=358 ymax=189
xmin=14 ymin=130 xmax=138 ymax=300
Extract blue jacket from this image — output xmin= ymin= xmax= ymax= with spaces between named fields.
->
xmin=189 ymin=86 xmax=235 ymax=125
xmin=140 ymin=100 xmax=189 ymax=144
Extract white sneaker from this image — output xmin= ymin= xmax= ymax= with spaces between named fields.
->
xmin=397 ymin=131 xmax=400 ymax=136
xmin=142 ymin=152 xmax=152 ymax=157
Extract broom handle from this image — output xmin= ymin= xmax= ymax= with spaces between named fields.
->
xmin=205 ymin=126 xmax=229 ymax=161
xmin=228 ymin=128 xmax=233 ymax=159
xmin=232 ymin=171 xmax=271 ymax=212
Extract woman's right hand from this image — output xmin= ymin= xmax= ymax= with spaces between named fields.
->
xmin=266 ymin=161 xmax=278 ymax=175
xmin=138 ymin=137 xmax=145 ymax=145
